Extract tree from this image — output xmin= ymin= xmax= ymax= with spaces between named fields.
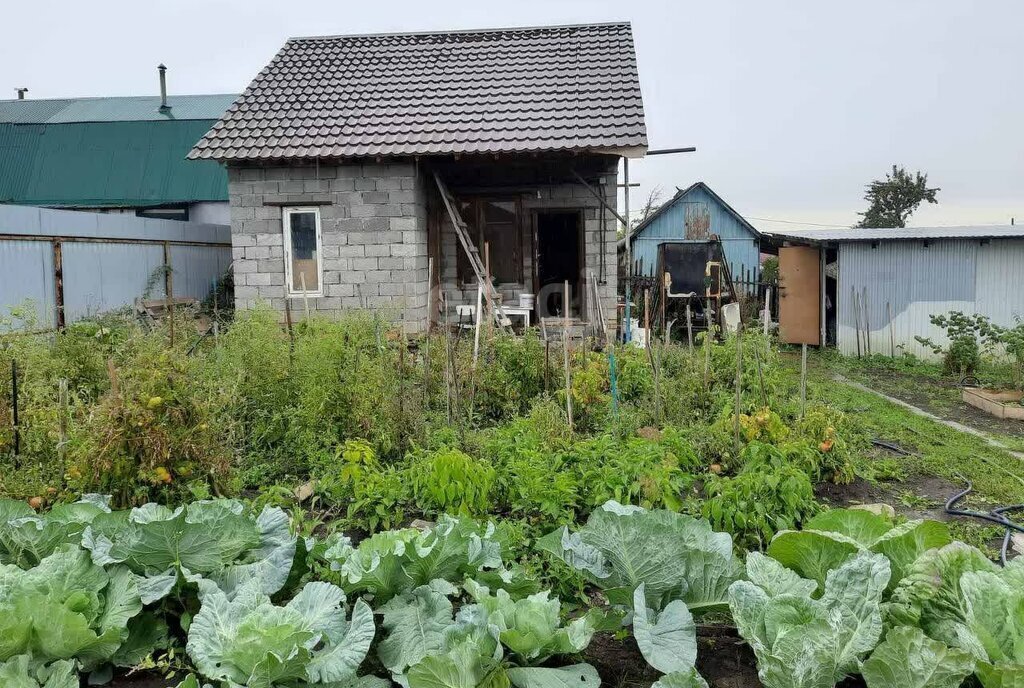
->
xmin=856 ymin=165 xmax=939 ymax=228
xmin=632 ymin=186 xmax=664 ymax=229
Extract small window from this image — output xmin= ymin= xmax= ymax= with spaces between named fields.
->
xmin=136 ymin=205 xmax=189 ymax=221
xmin=283 ymin=207 xmax=323 ymax=296
xmin=455 ymin=198 xmax=521 ymax=284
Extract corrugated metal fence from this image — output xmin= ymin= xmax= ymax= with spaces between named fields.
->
xmin=0 ymin=204 xmax=231 ymax=330
xmin=837 ymin=238 xmax=1024 ymax=358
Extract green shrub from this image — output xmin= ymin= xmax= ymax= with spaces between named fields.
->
xmin=407 ymin=445 xmax=495 ymax=517
xmin=702 ymin=442 xmax=819 ymax=550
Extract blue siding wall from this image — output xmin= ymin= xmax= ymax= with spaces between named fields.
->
xmin=629 ymin=184 xmax=761 ymax=284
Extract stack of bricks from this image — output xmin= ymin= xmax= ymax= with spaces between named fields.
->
xmin=227 ymin=161 xmax=429 ymax=332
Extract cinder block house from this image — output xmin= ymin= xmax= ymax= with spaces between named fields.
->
xmin=190 ymin=23 xmax=647 ymax=332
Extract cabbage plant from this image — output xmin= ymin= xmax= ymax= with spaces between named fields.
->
xmin=536 ymin=501 xmax=744 ymax=612
xmin=83 ymin=499 xmax=297 ymax=603
xmin=729 ymin=551 xmax=890 ymax=688
xmin=0 ymin=655 xmax=78 ymax=688
xmin=887 ymin=543 xmax=1024 ymax=686
xmin=0 ymin=545 xmax=143 ymax=671
xmin=377 ymin=578 xmax=600 ymax=688
xmin=766 ymin=508 xmax=950 ymax=591
xmin=186 ymin=578 xmax=375 ymax=687
xmin=0 ymin=495 xmax=110 ymax=568
xmin=320 ymin=516 xmax=504 ymax=602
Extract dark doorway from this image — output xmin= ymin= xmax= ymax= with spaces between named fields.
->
xmin=536 ymin=211 xmax=582 ymax=318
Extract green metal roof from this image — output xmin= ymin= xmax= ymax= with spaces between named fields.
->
xmin=0 ymin=94 xmax=238 ymax=124
xmin=0 ymin=95 xmax=236 ymax=207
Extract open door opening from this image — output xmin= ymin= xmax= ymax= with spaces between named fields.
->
xmin=535 ymin=210 xmax=582 ymax=318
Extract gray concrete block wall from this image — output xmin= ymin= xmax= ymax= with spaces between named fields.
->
xmin=227 ymin=161 xmax=429 ymax=332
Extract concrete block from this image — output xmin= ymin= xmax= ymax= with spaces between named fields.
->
xmin=352 ymin=257 xmax=378 ymax=271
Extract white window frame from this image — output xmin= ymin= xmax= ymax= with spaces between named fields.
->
xmin=282 ymin=206 xmax=324 ymax=297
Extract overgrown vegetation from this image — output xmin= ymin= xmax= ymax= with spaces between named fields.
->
xmin=2 ymin=301 xmax=1023 ymax=687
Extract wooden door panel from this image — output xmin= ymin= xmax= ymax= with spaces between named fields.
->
xmin=778 ymin=246 xmax=821 ymax=345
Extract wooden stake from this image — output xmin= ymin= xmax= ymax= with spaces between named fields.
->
xmin=544 ymin=338 xmax=550 ymax=394
xmin=853 ymin=288 xmax=862 ymax=358
xmin=733 ymin=325 xmax=742 ymax=456
xmin=686 ymin=302 xmax=693 ymax=353
xmin=887 ymin=301 xmax=896 ymax=358
xmin=862 ymin=287 xmax=871 ymax=356
xmin=212 ymin=278 xmax=220 ymax=346
xmin=165 ymin=243 xmax=175 ymax=347
xmin=58 ymin=378 xmax=68 ymax=486
xmin=763 ymin=287 xmax=772 ymax=336
xmin=484 ymin=241 xmax=492 ymax=336
xmin=563 ymin=280 xmax=573 ymax=432
xmin=472 ymin=284 xmax=483 ymax=365
xmin=660 ymin=272 xmax=667 ymax=345
xmin=300 ymin=273 xmax=311 ymax=322
xmin=424 ymin=257 xmax=433 ymax=407
xmin=442 ymin=291 xmax=453 ymax=424
xmin=800 ymin=343 xmax=808 ymax=418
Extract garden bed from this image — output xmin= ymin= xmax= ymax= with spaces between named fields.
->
xmin=963 ymin=386 xmax=1024 ymax=421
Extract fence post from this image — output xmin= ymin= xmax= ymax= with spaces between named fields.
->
xmin=53 ymin=240 xmax=66 ymax=330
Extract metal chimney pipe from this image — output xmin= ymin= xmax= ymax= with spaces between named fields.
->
xmin=16 ymin=88 xmax=28 ymax=100
xmin=158 ymin=64 xmax=170 ymax=111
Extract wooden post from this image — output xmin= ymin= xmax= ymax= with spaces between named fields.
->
xmin=300 ymin=273 xmax=311 ymax=321
xmin=484 ymin=241 xmax=492 ymax=336
xmin=472 ymin=284 xmax=483 ymax=365
xmin=164 ymin=242 xmax=175 ymax=347
xmin=685 ymin=302 xmax=693 ymax=353
xmin=442 ymin=291 xmax=453 ymax=424
xmin=763 ymin=287 xmax=772 ymax=337
xmin=284 ymin=296 xmax=295 ymax=352
xmin=862 ymin=287 xmax=871 ymax=356
xmin=887 ymin=301 xmax=896 ymax=358
xmin=10 ymin=360 xmax=19 ymax=457
xmin=645 ymin=288 xmax=661 ymax=424
xmin=544 ymin=338 xmax=550 ymax=394
xmin=703 ymin=300 xmax=712 ymax=387
xmin=58 ymin=378 xmax=68 ymax=484
xmin=800 ymin=343 xmax=808 ymax=418
xmin=424 ymin=257 xmax=433 ymax=407
xmin=53 ymin=240 xmax=65 ymax=330
xmin=563 ymin=280 xmax=573 ymax=432
xmin=660 ymin=272 xmax=667 ymax=345
xmin=853 ymin=288 xmax=862 ymax=358
xmin=212 ymin=278 xmax=220 ymax=346
xmin=733 ymin=325 xmax=742 ymax=456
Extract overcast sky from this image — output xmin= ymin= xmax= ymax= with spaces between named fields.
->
xmin=3 ymin=0 xmax=1021 ymax=229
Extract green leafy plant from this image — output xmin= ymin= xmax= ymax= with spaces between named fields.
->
xmin=537 ymin=501 xmax=744 ymax=614
xmin=319 ymin=516 xmax=504 ymax=603
xmin=407 ymin=446 xmax=495 ymax=517
xmin=83 ymin=499 xmax=297 ymax=603
xmin=766 ymin=507 xmax=951 ymax=591
xmin=0 ymin=655 xmax=78 ymax=688
xmin=0 ymin=546 xmax=143 ymax=671
xmin=861 ymin=626 xmax=975 ymax=688
xmin=185 ymin=578 xmax=376 ymax=687
xmin=914 ymin=311 xmax=999 ymax=376
xmin=729 ymin=551 xmax=890 ymax=688
xmin=0 ymin=494 xmax=110 ymax=568
xmin=701 ymin=443 xmax=819 ymax=550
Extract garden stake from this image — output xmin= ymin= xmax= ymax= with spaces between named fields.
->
xmin=887 ymin=301 xmax=896 ymax=357
xmin=608 ymin=338 xmax=619 ymax=416
xmin=753 ymin=343 xmax=768 ymax=408
xmin=424 ymin=257 xmax=433 ymax=408
xmin=11 ymin=360 xmax=19 ymax=458
xmin=853 ymin=288 xmax=862 ymax=357
xmin=58 ymin=378 xmax=68 ymax=485
xmin=442 ymin=291 xmax=453 ymax=424
xmin=734 ymin=325 xmax=742 ymax=456
xmin=686 ymin=302 xmax=693 ymax=353
xmin=645 ymin=289 xmax=662 ymax=425
xmin=660 ymin=271 xmax=668 ymax=346
xmin=563 ymin=280 xmax=573 ymax=432
xmin=703 ymin=318 xmax=712 ymax=388
xmin=544 ymin=338 xmax=550 ymax=394
xmin=763 ymin=287 xmax=771 ymax=336
xmin=800 ymin=343 xmax=808 ymax=418
xmin=284 ymin=297 xmax=295 ymax=356
xmin=165 ymin=242 xmax=175 ymax=348
xmin=300 ymin=273 xmax=311 ymax=322
xmin=212 ymin=277 xmax=220 ymax=346
xmin=862 ymin=287 xmax=872 ymax=356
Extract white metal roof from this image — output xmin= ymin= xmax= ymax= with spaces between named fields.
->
xmin=764 ymin=224 xmax=1024 ymax=243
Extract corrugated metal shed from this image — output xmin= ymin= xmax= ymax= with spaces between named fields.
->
xmin=0 ymin=94 xmax=235 ymax=208
xmin=627 ymin=182 xmax=762 ymax=281
xmin=766 ymin=224 xmax=1024 ymax=242
xmin=835 ymin=238 xmax=1024 ymax=358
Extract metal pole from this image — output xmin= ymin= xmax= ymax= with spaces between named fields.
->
xmin=623 ymin=157 xmax=632 ymax=343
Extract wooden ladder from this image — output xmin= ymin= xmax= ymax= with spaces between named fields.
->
xmin=432 ymin=171 xmax=510 ymax=329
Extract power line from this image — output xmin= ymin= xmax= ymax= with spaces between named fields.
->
xmin=746 ymin=216 xmax=852 ymax=228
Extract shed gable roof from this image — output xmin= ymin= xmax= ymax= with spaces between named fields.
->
xmin=628 ymin=181 xmax=761 ymax=241
xmin=189 ymin=22 xmax=648 ymax=161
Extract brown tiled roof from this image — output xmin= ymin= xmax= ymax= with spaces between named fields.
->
xmin=188 ymin=22 xmax=647 ymax=161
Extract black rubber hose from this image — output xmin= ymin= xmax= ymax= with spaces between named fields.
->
xmin=944 ymin=482 xmax=1024 ymax=566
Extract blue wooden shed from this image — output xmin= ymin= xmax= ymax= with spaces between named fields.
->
xmin=624 ymin=182 xmax=763 ymax=284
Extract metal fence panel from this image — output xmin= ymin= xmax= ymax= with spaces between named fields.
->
xmin=61 ymin=242 xmax=166 ymax=321
xmin=169 ymin=244 xmax=232 ymax=302
xmin=0 ymin=240 xmax=55 ymax=328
